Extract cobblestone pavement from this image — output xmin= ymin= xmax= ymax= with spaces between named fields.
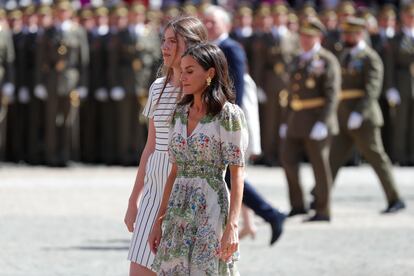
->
xmin=0 ymin=164 xmax=413 ymax=276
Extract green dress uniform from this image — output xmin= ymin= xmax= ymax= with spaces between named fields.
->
xmin=36 ymin=20 xmax=89 ymax=166
xmin=84 ymin=23 xmax=111 ymax=163
xmin=281 ymin=19 xmax=340 ymax=219
xmin=7 ymin=17 xmax=26 ymax=163
xmin=108 ymin=23 xmax=160 ymax=165
xmin=383 ymin=10 xmax=414 ymax=165
xmin=330 ymin=18 xmax=403 ymax=210
xmin=370 ymin=30 xmax=394 ymax=158
xmin=250 ymin=24 xmax=299 ymax=166
xmin=0 ymin=16 xmax=15 ymax=161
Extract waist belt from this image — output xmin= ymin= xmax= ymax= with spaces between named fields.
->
xmin=290 ymin=97 xmax=325 ymax=111
xmin=340 ymin=89 xmax=364 ymax=100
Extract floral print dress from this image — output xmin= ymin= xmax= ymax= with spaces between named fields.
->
xmin=152 ymin=102 xmax=248 ymax=276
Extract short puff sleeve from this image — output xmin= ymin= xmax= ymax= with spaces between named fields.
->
xmin=220 ymin=103 xmax=249 ymax=166
xmin=142 ymin=81 xmax=157 ymax=119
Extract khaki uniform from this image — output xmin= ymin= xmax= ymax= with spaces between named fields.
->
xmin=250 ymin=28 xmax=299 ymax=165
xmin=83 ymin=27 xmax=111 ymax=163
xmin=0 ymin=24 xmax=15 ymax=161
xmin=36 ymin=22 xmax=89 ymax=166
xmin=108 ymin=24 xmax=160 ymax=165
xmin=281 ymin=47 xmax=340 ymax=217
xmin=383 ymin=31 xmax=414 ymax=165
xmin=370 ymin=32 xmax=394 ymax=157
xmin=330 ymin=44 xmax=401 ymax=205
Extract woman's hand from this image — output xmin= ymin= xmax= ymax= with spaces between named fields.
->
xmin=124 ymin=202 xmax=138 ymax=232
xmin=219 ymin=223 xmax=239 ymax=262
xmin=148 ymin=218 xmax=163 ymax=254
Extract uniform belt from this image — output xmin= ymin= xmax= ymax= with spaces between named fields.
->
xmin=290 ymin=97 xmax=325 ymax=111
xmin=340 ymin=89 xmax=364 ymax=100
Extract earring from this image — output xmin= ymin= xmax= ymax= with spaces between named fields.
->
xmin=206 ymin=77 xmax=211 ymax=86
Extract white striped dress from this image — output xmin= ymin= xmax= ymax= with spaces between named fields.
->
xmin=128 ymin=77 xmax=180 ymax=269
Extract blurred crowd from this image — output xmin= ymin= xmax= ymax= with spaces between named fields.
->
xmin=0 ymin=0 xmax=413 ymax=167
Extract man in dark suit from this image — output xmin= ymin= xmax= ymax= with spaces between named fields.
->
xmin=203 ymin=5 xmax=285 ymax=245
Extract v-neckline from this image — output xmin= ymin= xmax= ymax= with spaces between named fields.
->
xmin=185 ymin=104 xmax=210 ymax=139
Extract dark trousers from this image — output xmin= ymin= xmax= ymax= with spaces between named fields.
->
xmin=225 ymin=170 xmax=281 ymax=223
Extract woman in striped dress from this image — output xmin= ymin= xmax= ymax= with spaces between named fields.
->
xmin=124 ymin=17 xmax=208 ymax=276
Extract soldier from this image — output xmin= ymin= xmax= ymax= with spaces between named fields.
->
xmin=250 ymin=2 xmax=299 ymax=166
xmin=320 ymin=9 xmax=338 ymax=32
xmin=6 ymin=9 xmax=25 ymax=162
xmin=383 ymin=4 xmax=414 ymax=166
xmin=35 ymin=1 xmax=89 ymax=166
xmin=108 ymin=3 xmax=160 ymax=165
xmin=88 ymin=6 xmax=111 ymax=164
xmin=78 ymin=8 xmax=96 ymax=163
xmin=28 ymin=4 xmax=52 ymax=165
xmin=280 ymin=18 xmax=340 ymax=222
xmin=21 ymin=5 xmax=39 ymax=164
xmin=371 ymin=5 xmax=397 ymax=158
xmin=230 ymin=5 xmax=254 ymax=53
xmin=330 ymin=17 xmax=405 ymax=213
xmin=0 ymin=9 xmax=15 ymax=161
xmin=322 ymin=1 xmax=356 ymax=57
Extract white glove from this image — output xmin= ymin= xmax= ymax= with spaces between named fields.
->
xmin=2 ymin=82 xmax=15 ymax=97
xmin=34 ymin=85 xmax=48 ymax=100
xmin=77 ymin=86 xmax=88 ymax=99
xmin=279 ymin=123 xmax=287 ymax=138
xmin=347 ymin=112 xmax=363 ymax=130
xmin=310 ymin=121 xmax=328 ymax=141
xmin=110 ymin=86 xmax=125 ymax=101
xmin=18 ymin=87 xmax=30 ymax=103
xmin=386 ymin=88 xmax=401 ymax=106
xmin=95 ymin=87 xmax=108 ymax=102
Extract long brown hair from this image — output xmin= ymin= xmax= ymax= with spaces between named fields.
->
xmin=178 ymin=43 xmax=235 ymax=116
xmin=156 ymin=16 xmax=208 ymax=103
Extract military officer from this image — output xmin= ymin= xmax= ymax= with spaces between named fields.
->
xmin=108 ymin=3 xmax=160 ymax=165
xmin=230 ymin=5 xmax=254 ymax=53
xmin=331 ymin=17 xmax=405 ymax=213
xmin=250 ymin=2 xmax=299 ymax=166
xmin=371 ymin=5 xmax=397 ymax=158
xmin=21 ymin=5 xmax=40 ymax=164
xmin=88 ymin=6 xmax=111 ymax=163
xmin=35 ymin=1 xmax=89 ymax=166
xmin=322 ymin=1 xmax=356 ymax=57
xmin=7 ymin=9 xmax=25 ymax=162
xmin=383 ymin=4 xmax=414 ymax=166
xmin=0 ymin=9 xmax=15 ymax=161
xmin=280 ymin=18 xmax=340 ymax=222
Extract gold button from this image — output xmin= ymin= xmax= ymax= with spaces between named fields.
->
xmin=292 ymin=83 xmax=300 ymax=91
xmin=58 ymin=45 xmax=67 ymax=55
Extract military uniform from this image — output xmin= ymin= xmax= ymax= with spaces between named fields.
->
xmin=35 ymin=1 xmax=89 ymax=166
xmin=108 ymin=5 xmax=160 ymax=165
xmin=250 ymin=3 xmax=299 ymax=166
xmin=330 ymin=18 xmax=404 ymax=213
xmin=280 ymin=19 xmax=340 ymax=220
xmin=383 ymin=4 xmax=414 ymax=165
xmin=371 ymin=6 xmax=397 ymax=158
xmin=7 ymin=9 xmax=26 ymax=162
xmin=0 ymin=9 xmax=15 ymax=161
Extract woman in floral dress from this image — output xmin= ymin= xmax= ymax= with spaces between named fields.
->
xmin=124 ymin=17 xmax=208 ymax=276
xmin=149 ymin=43 xmax=248 ymax=275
